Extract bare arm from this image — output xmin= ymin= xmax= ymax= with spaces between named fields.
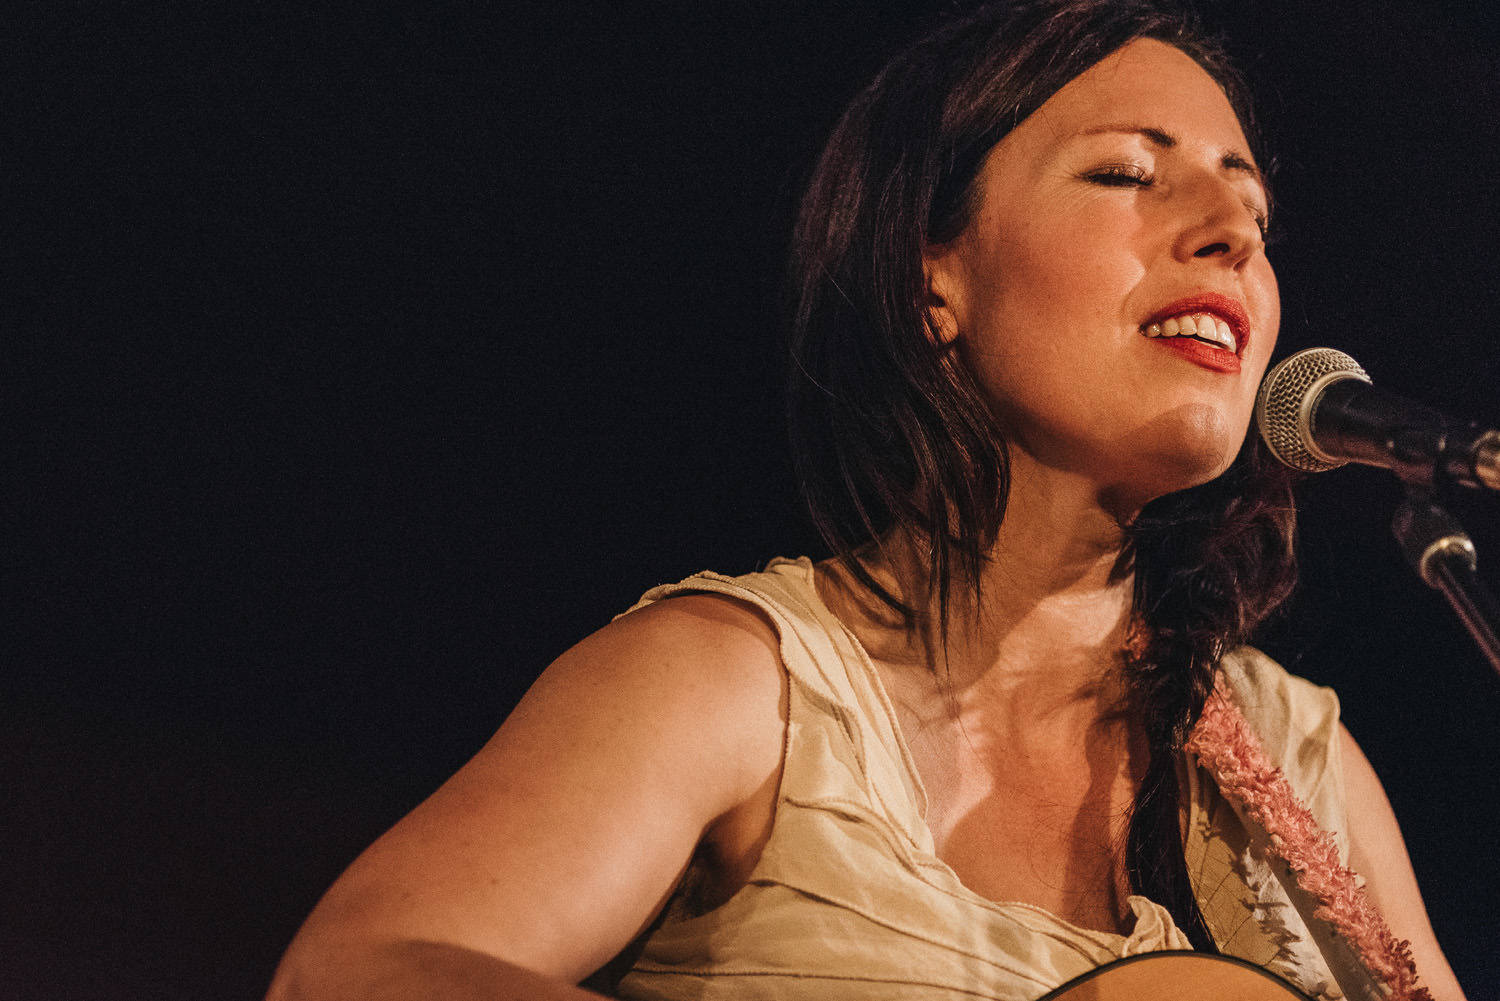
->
xmin=1340 ymin=726 xmax=1467 ymax=1001
xmin=267 ymin=593 xmax=788 ymax=1000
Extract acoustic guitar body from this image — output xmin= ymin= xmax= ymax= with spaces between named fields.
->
xmin=1038 ymin=952 xmax=1316 ymax=1001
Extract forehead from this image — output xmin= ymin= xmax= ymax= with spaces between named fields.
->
xmin=1010 ymin=38 xmax=1253 ymax=163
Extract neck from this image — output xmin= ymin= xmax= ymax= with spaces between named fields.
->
xmin=824 ymin=458 xmax=1147 ymax=728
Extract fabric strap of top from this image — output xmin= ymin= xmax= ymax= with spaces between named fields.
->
xmin=1186 ymin=685 xmax=1432 ymax=1001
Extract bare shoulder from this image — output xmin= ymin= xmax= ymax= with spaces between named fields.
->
xmin=511 ymin=590 xmax=788 ymax=776
xmin=559 ymin=589 xmax=786 ymax=693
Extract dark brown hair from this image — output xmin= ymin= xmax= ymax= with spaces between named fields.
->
xmin=787 ymin=0 xmax=1297 ymax=949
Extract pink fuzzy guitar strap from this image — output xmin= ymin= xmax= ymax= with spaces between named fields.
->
xmin=1184 ymin=686 xmax=1433 ymax=1001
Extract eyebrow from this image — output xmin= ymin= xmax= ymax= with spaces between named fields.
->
xmin=1082 ymin=125 xmax=1263 ymax=183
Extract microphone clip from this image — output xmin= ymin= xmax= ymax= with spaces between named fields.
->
xmin=1392 ymin=489 xmax=1500 ymax=677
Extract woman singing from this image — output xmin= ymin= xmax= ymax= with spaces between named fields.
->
xmin=268 ymin=2 xmax=1466 ymax=997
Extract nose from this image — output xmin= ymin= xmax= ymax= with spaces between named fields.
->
xmin=1173 ymin=173 xmax=1265 ymax=270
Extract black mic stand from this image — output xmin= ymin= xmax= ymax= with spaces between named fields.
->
xmin=1391 ymin=491 xmax=1500 ymax=676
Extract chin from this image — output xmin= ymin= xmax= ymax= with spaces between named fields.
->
xmin=1105 ymin=407 xmax=1247 ymax=509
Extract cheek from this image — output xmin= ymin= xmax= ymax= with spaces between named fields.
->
xmin=963 ymin=223 xmax=1124 ymax=335
xmin=1263 ymin=267 xmax=1281 ymax=344
xmin=955 ymin=240 xmax=1133 ymax=410
xmin=1247 ymin=261 xmax=1281 ymax=379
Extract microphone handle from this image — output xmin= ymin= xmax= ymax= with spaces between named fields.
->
xmin=1313 ymin=379 xmax=1500 ymax=491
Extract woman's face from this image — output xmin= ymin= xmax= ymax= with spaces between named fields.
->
xmin=926 ymin=38 xmax=1279 ymax=512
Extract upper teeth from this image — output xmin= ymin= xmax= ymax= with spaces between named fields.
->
xmin=1144 ymin=313 xmax=1236 ymax=352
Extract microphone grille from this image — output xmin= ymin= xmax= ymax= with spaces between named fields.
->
xmin=1255 ymin=347 xmax=1370 ymax=472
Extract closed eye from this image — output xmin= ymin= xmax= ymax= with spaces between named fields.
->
xmin=1241 ymin=199 xmax=1270 ymax=241
xmin=1252 ymin=206 xmax=1275 ymax=245
xmin=1083 ymin=163 xmax=1153 ymax=187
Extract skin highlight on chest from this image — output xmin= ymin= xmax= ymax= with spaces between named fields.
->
xmin=884 ymin=668 xmax=1149 ymax=934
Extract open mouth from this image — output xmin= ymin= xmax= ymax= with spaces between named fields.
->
xmin=1142 ymin=312 xmax=1236 ymax=353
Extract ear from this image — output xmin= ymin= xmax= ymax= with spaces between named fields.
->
xmin=922 ymin=245 xmax=964 ymax=347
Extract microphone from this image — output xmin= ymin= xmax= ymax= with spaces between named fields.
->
xmin=1255 ymin=347 xmax=1500 ymax=491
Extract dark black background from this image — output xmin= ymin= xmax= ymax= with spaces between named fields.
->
xmin=6 ymin=2 xmax=1500 ymax=998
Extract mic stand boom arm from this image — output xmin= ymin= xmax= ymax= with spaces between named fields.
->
xmin=1392 ymin=491 xmax=1500 ymax=677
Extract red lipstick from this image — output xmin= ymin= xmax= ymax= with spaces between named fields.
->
xmin=1141 ymin=293 xmax=1250 ymax=374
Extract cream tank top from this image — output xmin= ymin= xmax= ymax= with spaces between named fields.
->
xmin=611 ymin=558 xmax=1350 ymax=1001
